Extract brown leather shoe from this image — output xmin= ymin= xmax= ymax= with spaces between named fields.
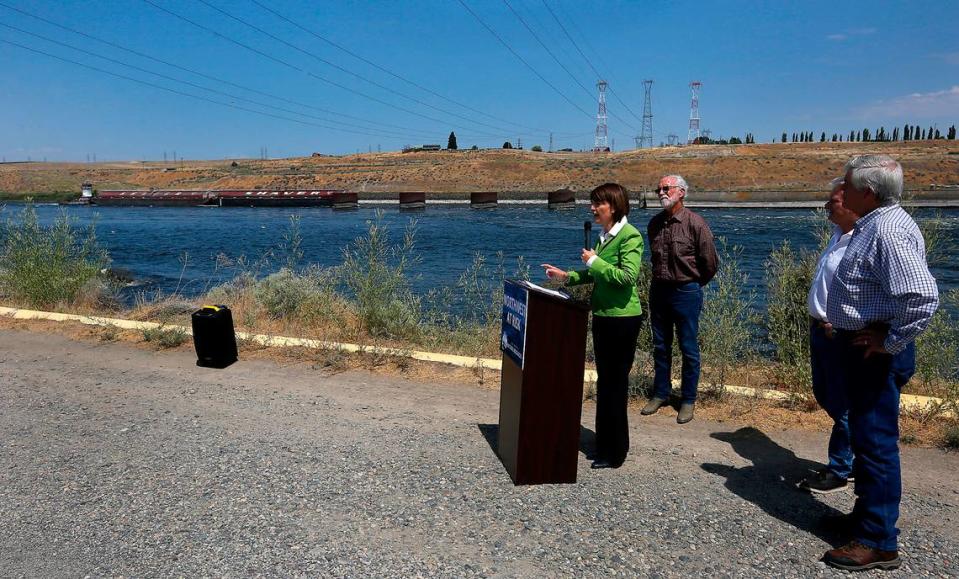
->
xmin=823 ymin=541 xmax=901 ymax=571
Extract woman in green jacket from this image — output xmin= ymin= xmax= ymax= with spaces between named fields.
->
xmin=541 ymin=183 xmax=644 ymax=469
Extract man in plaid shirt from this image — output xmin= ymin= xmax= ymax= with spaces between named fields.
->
xmin=822 ymin=155 xmax=940 ymax=571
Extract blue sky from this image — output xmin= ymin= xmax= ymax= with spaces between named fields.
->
xmin=1 ymin=0 xmax=957 ymax=161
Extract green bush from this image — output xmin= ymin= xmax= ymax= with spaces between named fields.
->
xmin=764 ymin=240 xmax=817 ymax=395
xmin=341 ymin=211 xmax=422 ymax=339
xmin=142 ymin=324 xmax=189 ymax=349
xmin=253 ymin=266 xmax=339 ymax=320
xmin=699 ymin=240 xmax=760 ymax=394
xmin=0 ymin=204 xmax=109 ymax=308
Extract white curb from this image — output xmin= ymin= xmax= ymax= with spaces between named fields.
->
xmin=0 ymin=305 xmax=951 ymax=417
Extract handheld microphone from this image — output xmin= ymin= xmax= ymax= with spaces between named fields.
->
xmin=583 ymin=221 xmax=592 ymax=249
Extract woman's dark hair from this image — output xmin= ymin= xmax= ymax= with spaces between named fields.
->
xmin=589 ymin=182 xmax=630 ymax=223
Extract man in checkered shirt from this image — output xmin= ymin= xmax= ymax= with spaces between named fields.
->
xmin=821 ymin=155 xmax=940 ymax=572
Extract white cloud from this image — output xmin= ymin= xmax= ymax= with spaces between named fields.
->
xmin=826 ymin=27 xmax=876 ymax=41
xmin=931 ymin=51 xmax=959 ymax=65
xmin=854 ymin=86 xmax=959 ymax=119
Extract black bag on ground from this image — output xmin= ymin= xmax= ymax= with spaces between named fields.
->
xmin=191 ymin=304 xmax=238 ymax=368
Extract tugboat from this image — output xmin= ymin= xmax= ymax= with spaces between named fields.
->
xmin=61 ymin=182 xmax=95 ymax=205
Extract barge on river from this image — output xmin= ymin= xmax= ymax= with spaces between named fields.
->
xmin=92 ymin=189 xmax=339 ymax=207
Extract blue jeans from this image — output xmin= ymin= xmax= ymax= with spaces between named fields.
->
xmin=809 ymin=322 xmax=853 ymax=479
xmin=836 ymin=330 xmax=915 ymax=552
xmin=650 ymin=281 xmax=703 ymax=403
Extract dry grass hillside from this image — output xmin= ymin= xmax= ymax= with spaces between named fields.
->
xmin=2 ymin=140 xmax=957 ymax=199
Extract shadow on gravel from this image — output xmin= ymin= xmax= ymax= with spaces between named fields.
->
xmin=477 ymin=423 xmax=599 ymax=460
xmin=478 ymin=423 xmax=499 ymax=455
xmin=702 ymin=426 xmax=846 ymax=546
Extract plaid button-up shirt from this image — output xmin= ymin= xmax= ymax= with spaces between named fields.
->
xmin=826 ymin=204 xmax=939 ymax=354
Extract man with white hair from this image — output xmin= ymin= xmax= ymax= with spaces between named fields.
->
xmin=822 ymin=155 xmax=939 ymax=571
xmin=641 ymin=175 xmax=718 ymax=424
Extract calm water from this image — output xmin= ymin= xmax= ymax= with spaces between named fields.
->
xmin=7 ymin=203 xmax=959 ymax=308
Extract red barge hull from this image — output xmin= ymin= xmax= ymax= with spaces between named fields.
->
xmin=93 ymin=190 xmax=338 ymax=207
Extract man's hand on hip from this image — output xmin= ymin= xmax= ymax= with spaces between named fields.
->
xmin=853 ymin=327 xmax=889 ymax=358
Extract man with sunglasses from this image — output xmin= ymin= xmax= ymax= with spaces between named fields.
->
xmin=641 ymin=175 xmax=718 ymax=424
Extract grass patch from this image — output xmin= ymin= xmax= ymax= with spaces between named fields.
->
xmin=943 ymin=424 xmax=959 ymax=450
xmin=141 ymin=324 xmax=189 ymax=349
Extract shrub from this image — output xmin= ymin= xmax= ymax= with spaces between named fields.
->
xmin=0 ymin=204 xmax=109 ymax=308
xmin=699 ymin=240 xmax=759 ymax=395
xmin=253 ymin=266 xmax=339 ymax=320
xmin=341 ymin=212 xmax=422 ymax=339
xmin=141 ymin=324 xmax=189 ymax=349
xmin=765 ymin=240 xmax=818 ymax=395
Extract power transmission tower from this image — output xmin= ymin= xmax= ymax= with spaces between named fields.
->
xmin=639 ymin=80 xmax=654 ymax=148
xmin=594 ymin=80 xmax=608 ymax=151
xmin=687 ymin=81 xmax=702 ymax=144
xmin=549 ymin=132 xmax=553 ymax=152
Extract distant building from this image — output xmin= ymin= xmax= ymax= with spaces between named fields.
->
xmin=421 ymin=144 xmax=441 ymax=151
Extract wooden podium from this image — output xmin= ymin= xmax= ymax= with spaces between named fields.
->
xmin=498 ymin=281 xmax=589 ymax=485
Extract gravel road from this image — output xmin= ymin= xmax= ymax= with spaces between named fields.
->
xmin=1 ymin=328 xmax=957 ymax=577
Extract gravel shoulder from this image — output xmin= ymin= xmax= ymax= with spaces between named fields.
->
xmin=1 ymin=328 xmax=957 ymax=577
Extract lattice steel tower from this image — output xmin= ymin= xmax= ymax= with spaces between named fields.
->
xmin=638 ymin=79 xmax=654 ymax=148
xmin=687 ymin=81 xmax=702 ymax=144
xmin=594 ymin=80 xmax=608 ymax=151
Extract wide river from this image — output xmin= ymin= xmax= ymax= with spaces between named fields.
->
xmin=9 ymin=203 xmax=959 ymax=309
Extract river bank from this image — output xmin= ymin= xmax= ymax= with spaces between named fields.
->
xmin=2 ymin=140 xmax=957 ymax=201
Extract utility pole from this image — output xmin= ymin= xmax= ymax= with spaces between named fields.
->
xmin=639 ymin=79 xmax=654 ymax=148
xmin=687 ymin=81 xmax=702 ymax=144
xmin=593 ymin=80 xmax=608 ymax=151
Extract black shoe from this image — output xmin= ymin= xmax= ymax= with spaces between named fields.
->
xmin=798 ymin=469 xmax=850 ymax=494
xmin=590 ymin=459 xmax=623 ymax=469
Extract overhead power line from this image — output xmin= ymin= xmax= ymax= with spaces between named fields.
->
xmin=140 ymin=0 xmax=504 ymax=139
xmin=0 ymin=37 xmax=454 ymax=141
xmin=193 ymin=0 xmax=520 ymax=137
xmin=247 ymin=0 xmax=549 ymax=135
xmin=0 ymin=21 xmax=449 ymax=141
xmin=0 ymin=0 xmax=443 ymax=137
xmin=542 ymin=0 xmax=644 ymax=127
xmin=455 ymin=0 xmax=593 ymax=120
xmin=501 ymin=0 xmax=637 ymax=133
xmin=0 ymin=2 xmax=450 ymax=137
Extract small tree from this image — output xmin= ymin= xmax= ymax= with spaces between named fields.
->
xmin=781 ymin=132 xmax=787 ymax=143
xmin=862 ymin=128 xmax=871 ymax=142
xmin=820 ymin=132 xmax=826 ymax=142
xmin=502 ymin=141 xmax=513 ymax=149
xmin=447 ymin=131 xmax=457 ymax=150
xmin=948 ymin=125 xmax=957 ymax=140
xmin=928 ymin=126 xmax=934 ymax=140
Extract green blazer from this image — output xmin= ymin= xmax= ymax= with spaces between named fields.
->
xmin=566 ymin=222 xmax=644 ymax=317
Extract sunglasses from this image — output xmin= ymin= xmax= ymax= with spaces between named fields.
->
xmin=655 ymin=185 xmax=681 ymax=194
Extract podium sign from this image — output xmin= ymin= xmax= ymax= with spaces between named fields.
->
xmin=500 ymin=280 xmax=529 ymax=369
xmin=497 ymin=280 xmax=589 ymax=485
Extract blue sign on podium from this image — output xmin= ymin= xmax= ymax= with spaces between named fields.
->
xmin=501 ymin=280 xmax=529 ymax=369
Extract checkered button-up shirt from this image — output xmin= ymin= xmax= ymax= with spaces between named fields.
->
xmin=827 ymin=204 xmax=939 ymax=354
